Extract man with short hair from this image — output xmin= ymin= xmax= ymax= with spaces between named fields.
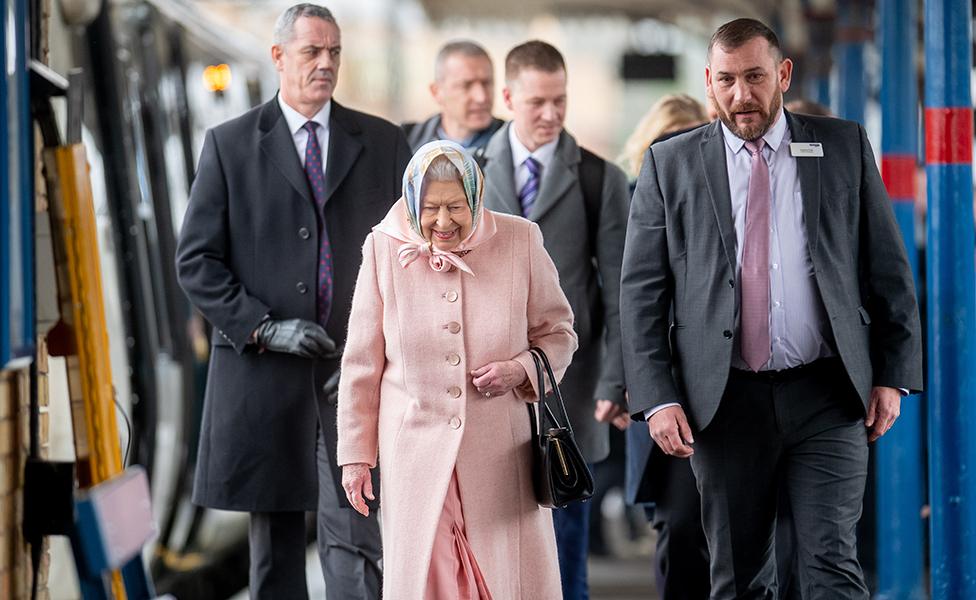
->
xmin=481 ymin=40 xmax=630 ymax=600
xmin=176 ymin=4 xmax=410 ymax=597
xmin=621 ymin=18 xmax=922 ymax=598
xmin=403 ymin=40 xmax=504 ymax=151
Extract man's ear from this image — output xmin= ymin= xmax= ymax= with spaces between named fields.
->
xmin=779 ymin=58 xmax=793 ymax=93
xmin=429 ymin=81 xmax=441 ymax=104
xmin=271 ymin=45 xmax=284 ymax=71
xmin=502 ymin=86 xmax=514 ymax=111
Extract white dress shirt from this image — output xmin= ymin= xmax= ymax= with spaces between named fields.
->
xmin=277 ymin=94 xmax=332 ymax=171
xmin=645 ymin=109 xmax=836 ymax=420
xmin=509 ymin=124 xmax=559 ymax=203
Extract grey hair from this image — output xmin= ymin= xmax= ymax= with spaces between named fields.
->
xmin=434 ymin=40 xmax=492 ymax=82
xmin=273 ymin=4 xmax=337 ymax=46
xmin=423 ymin=155 xmax=464 ymax=186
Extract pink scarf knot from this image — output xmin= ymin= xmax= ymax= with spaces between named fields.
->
xmin=396 ymin=241 xmax=474 ymax=276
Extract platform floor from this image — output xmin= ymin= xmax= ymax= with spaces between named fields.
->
xmin=229 ymin=546 xmax=656 ymax=600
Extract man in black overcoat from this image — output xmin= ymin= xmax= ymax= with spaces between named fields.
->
xmin=176 ymin=4 xmax=410 ymax=598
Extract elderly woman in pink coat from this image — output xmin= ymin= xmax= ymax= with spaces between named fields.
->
xmin=337 ymin=140 xmax=577 ymax=599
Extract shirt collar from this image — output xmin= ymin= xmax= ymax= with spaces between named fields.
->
xmin=509 ymin=123 xmax=559 ymax=169
xmin=720 ymin=107 xmax=788 ymax=155
xmin=277 ymin=93 xmax=332 ymax=135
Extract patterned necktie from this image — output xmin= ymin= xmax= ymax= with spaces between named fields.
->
xmin=518 ymin=157 xmax=541 ymax=218
xmin=740 ymin=139 xmax=771 ymax=372
xmin=303 ymin=121 xmax=333 ymax=326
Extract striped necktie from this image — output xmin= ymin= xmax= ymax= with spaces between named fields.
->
xmin=303 ymin=121 xmax=333 ymax=326
xmin=518 ymin=157 xmax=541 ymax=218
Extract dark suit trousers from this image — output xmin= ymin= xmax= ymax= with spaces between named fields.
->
xmin=647 ymin=456 xmax=710 ymax=600
xmin=690 ymin=359 xmax=869 ymax=600
xmin=249 ymin=511 xmax=309 ymax=599
xmin=316 ymin=428 xmax=382 ymax=600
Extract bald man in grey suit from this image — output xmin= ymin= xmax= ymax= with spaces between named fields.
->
xmin=620 ymin=19 xmax=922 ymax=599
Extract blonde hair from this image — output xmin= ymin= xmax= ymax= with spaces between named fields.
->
xmin=619 ymin=94 xmax=708 ymax=179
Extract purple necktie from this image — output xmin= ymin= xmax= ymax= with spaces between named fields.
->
xmin=518 ymin=157 xmax=541 ymax=218
xmin=740 ymin=139 xmax=771 ymax=372
xmin=303 ymin=121 xmax=333 ymax=326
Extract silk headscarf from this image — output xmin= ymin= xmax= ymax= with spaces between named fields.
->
xmin=373 ymin=140 xmax=497 ymax=275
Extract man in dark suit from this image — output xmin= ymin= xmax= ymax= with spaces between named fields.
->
xmin=402 ymin=40 xmax=504 ymax=152
xmin=620 ymin=18 xmax=922 ymax=599
xmin=481 ymin=41 xmax=630 ymax=600
xmin=176 ymin=4 xmax=409 ymax=598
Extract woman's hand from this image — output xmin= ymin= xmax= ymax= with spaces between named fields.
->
xmin=471 ymin=360 xmax=528 ymax=398
xmin=341 ymin=463 xmax=374 ymax=517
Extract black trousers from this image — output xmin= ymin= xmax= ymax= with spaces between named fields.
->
xmin=648 ymin=456 xmax=711 ymax=600
xmin=691 ymin=359 xmax=869 ymax=600
xmin=249 ymin=511 xmax=309 ymax=600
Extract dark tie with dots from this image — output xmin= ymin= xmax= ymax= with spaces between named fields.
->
xmin=303 ymin=121 xmax=333 ymax=326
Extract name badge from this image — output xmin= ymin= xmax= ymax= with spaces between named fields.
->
xmin=790 ymin=142 xmax=824 ymax=157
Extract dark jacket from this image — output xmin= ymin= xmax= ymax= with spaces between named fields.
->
xmin=176 ymin=98 xmax=410 ymax=511
xmin=402 ymin=114 xmax=504 ymax=152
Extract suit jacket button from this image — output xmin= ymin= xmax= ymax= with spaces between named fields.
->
xmin=449 ymin=416 xmax=462 ymax=429
xmin=448 ymin=386 xmax=462 ymax=398
xmin=299 ymin=227 xmax=311 ymax=239
xmin=728 ymin=279 xmax=735 ymax=288
xmin=446 ymin=322 xmax=461 ymax=334
xmin=297 ymin=282 xmax=308 ymax=294
xmin=723 ymin=329 xmax=733 ymax=339
xmin=447 ymin=353 xmax=461 ymax=366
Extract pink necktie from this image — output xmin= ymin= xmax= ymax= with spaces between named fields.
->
xmin=740 ymin=139 xmax=771 ymax=372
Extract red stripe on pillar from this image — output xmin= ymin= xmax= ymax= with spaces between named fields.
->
xmin=925 ymin=107 xmax=974 ymax=164
xmin=882 ymin=155 xmax=916 ymax=200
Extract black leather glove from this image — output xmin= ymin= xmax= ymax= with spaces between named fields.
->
xmin=253 ymin=318 xmax=337 ymax=358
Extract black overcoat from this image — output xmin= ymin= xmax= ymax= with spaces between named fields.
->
xmin=176 ymin=98 xmax=410 ymax=511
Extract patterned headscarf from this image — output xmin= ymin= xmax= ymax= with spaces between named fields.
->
xmin=373 ymin=140 xmax=496 ymax=275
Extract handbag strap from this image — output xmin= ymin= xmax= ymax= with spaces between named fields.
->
xmin=528 ymin=350 xmax=559 ymax=437
xmin=529 ymin=347 xmax=576 ymax=437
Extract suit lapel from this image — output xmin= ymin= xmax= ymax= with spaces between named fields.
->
xmin=530 ymin=131 xmax=576 ymax=223
xmin=258 ymin=99 xmax=312 ymax=205
xmin=699 ymin=121 xmax=737 ymax=272
xmin=323 ymin=102 xmax=363 ymax=204
xmin=481 ymin=124 xmax=522 ymax=216
xmin=787 ymin=111 xmax=821 ymax=254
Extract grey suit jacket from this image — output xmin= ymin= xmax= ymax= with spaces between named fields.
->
xmin=482 ymin=123 xmax=630 ymax=462
xmin=620 ymin=112 xmax=923 ymax=431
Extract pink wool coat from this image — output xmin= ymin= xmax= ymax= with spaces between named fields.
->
xmin=337 ymin=202 xmax=578 ymax=599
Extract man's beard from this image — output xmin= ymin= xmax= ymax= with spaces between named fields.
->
xmin=714 ymin=93 xmax=781 ymax=141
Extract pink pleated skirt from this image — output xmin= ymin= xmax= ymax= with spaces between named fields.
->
xmin=425 ymin=471 xmax=494 ymax=600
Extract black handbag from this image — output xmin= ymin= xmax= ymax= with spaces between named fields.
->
xmin=526 ymin=347 xmax=594 ymax=509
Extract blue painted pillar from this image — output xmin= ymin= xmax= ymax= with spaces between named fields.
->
xmin=16 ymin=0 xmax=34 ymax=360
xmin=804 ymin=8 xmax=834 ymax=108
xmin=0 ymin=0 xmax=9 ymax=370
xmin=834 ymin=0 xmax=869 ymax=123
xmin=876 ymin=0 xmax=925 ymax=597
xmin=924 ymin=0 xmax=976 ymax=597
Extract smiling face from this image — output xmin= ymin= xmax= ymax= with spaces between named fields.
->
xmin=504 ymin=67 xmax=567 ymax=151
xmin=705 ymin=36 xmax=792 ymax=141
xmin=420 ymin=179 xmax=472 ymax=251
xmin=272 ymin=16 xmax=341 ymax=118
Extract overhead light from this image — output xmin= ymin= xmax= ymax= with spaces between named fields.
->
xmin=202 ymin=64 xmax=232 ymax=93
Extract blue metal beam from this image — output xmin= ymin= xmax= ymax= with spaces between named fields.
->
xmin=924 ymin=0 xmax=976 ymax=596
xmin=876 ymin=1 xmax=926 ymax=595
xmin=834 ymin=1 xmax=869 ymax=123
